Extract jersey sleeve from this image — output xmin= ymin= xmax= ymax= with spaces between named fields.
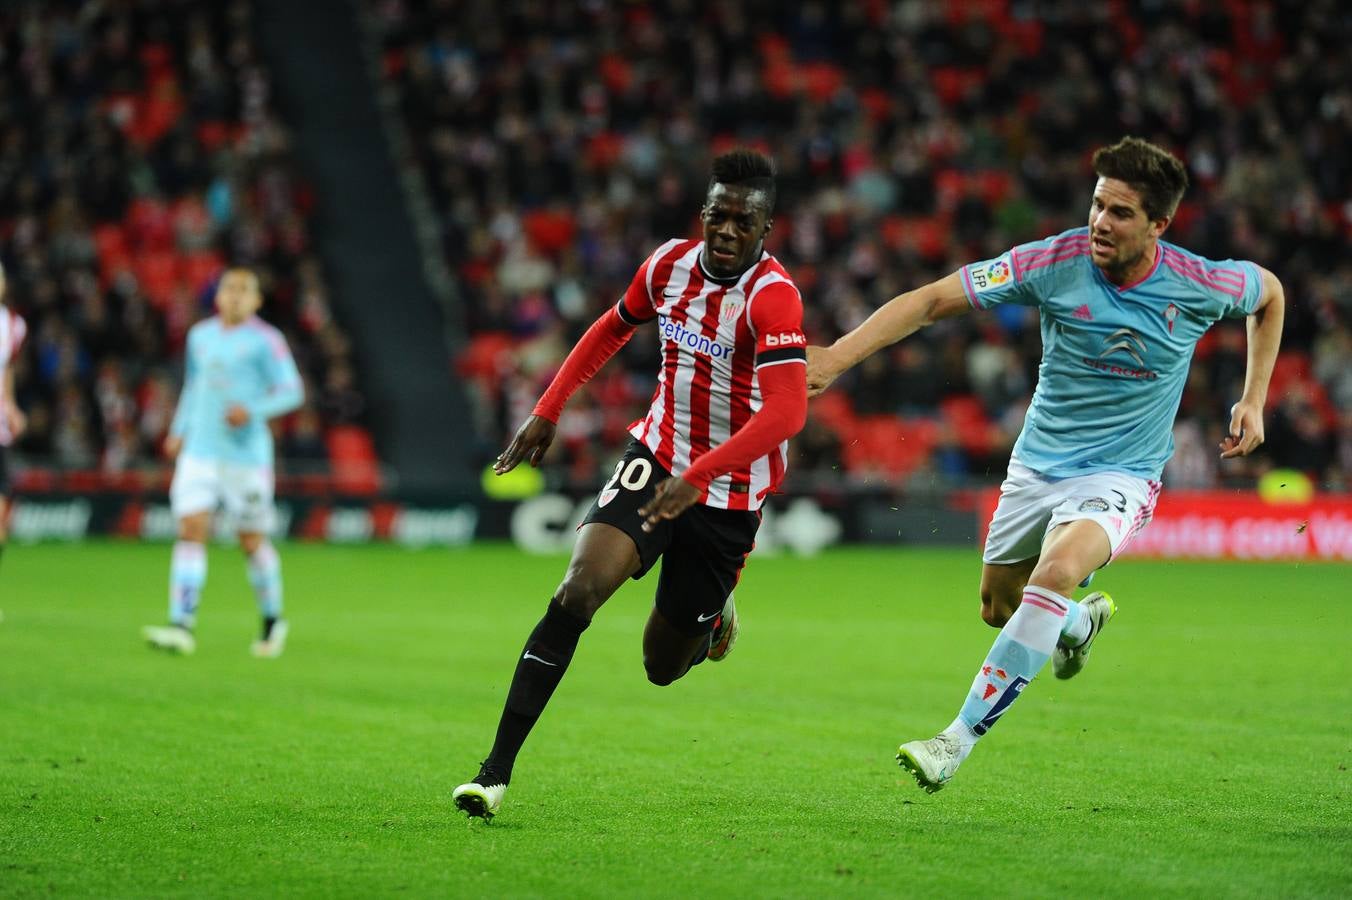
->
xmin=748 ymin=279 xmax=807 ymax=370
xmin=170 ymin=329 xmax=201 ymax=437
xmin=615 ymin=248 xmax=662 ymax=325
xmin=1207 ymin=259 xmax=1265 ymax=320
xmin=251 ymin=328 xmax=304 ymax=421
xmin=8 ymin=313 xmax=26 ymax=358
xmin=961 ymin=230 xmax=1088 ymax=310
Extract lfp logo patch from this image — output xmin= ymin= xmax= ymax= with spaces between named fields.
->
xmin=970 ymin=255 xmax=1013 ymax=293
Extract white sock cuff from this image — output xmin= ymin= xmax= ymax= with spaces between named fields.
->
xmin=943 ymin=717 xmax=979 ymax=749
xmin=1021 ymin=585 xmax=1071 ymax=618
xmin=172 ymin=541 xmax=207 ymax=580
xmin=173 ymin=540 xmax=206 ymax=563
xmin=248 ymin=541 xmax=279 ymax=571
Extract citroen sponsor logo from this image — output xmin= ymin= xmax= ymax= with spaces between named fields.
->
xmin=1099 ymin=328 xmax=1148 ymax=367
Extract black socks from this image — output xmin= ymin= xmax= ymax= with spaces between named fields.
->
xmin=485 ymin=599 xmax=589 ymax=784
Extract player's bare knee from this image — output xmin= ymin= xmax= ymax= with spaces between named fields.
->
xmin=554 ymin=576 xmax=607 ymax=622
xmin=238 ymin=533 xmax=264 ymax=555
xmin=1029 ymin=558 xmax=1078 ymax=596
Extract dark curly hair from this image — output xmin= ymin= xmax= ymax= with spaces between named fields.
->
xmin=1092 ymin=137 xmax=1189 ymax=221
xmin=708 ymin=149 xmax=777 ymax=214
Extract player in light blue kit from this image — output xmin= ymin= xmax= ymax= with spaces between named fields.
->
xmin=143 ymin=268 xmax=304 ymax=657
xmin=808 ymin=137 xmax=1285 ymax=791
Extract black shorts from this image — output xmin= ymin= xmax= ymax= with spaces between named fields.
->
xmin=582 ymin=440 xmax=760 ymax=637
xmin=0 ymin=446 xmax=9 ymax=496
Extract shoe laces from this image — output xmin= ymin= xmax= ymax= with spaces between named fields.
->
xmin=475 ymin=761 xmax=507 ymax=788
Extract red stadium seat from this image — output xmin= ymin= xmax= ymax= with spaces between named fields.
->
xmin=842 ymin=415 xmax=937 ymax=480
xmin=94 ymin=224 xmax=128 ymax=260
xmin=133 ymin=251 xmax=180 ymax=308
xmin=808 ymin=391 xmax=856 ymax=434
xmin=455 ymin=332 xmax=516 ymax=381
xmin=327 ymin=425 xmax=381 ymax=495
xmin=179 ymin=252 xmax=224 ymax=294
xmin=941 ymin=395 xmax=995 ymax=456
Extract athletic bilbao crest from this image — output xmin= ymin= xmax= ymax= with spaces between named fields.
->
xmin=973 ymin=675 xmax=1030 ymax=736
xmin=720 ymin=299 xmax=744 ymax=322
xmin=598 ymin=488 xmax=619 ymax=508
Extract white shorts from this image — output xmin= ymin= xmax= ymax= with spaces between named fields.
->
xmin=983 ymin=456 xmax=1161 ymax=566
xmin=170 ymin=455 xmax=276 ymax=533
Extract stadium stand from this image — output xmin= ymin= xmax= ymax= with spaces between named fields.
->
xmin=367 ymin=0 xmax=1351 ymax=492
xmin=0 ymin=0 xmax=372 ymax=487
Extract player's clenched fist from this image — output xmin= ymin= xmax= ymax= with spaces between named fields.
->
xmin=494 ymin=414 xmax=556 ymax=474
xmin=806 ymin=345 xmax=842 ymax=398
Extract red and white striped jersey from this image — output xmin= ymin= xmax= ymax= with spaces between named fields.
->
xmin=0 ymin=306 xmax=27 ymax=447
xmin=618 ymin=238 xmax=806 ymax=511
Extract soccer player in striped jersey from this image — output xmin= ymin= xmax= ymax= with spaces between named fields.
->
xmin=453 ymin=149 xmax=808 ymax=820
xmin=143 ymin=268 xmax=304 ymax=658
xmin=808 ymin=137 xmax=1285 ymax=792
xmin=0 ymin=263 xmax=28 ymax=595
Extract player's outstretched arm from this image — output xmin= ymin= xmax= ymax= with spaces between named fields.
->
xmin=807 ymin=271 xmax=971 ymax=397
xmin=2 ymin=366 xmax=24 ymax=440
xmin=1221 ymin=265 xmax=1285 ymax=459
xmin=167 ymin=331 xmax=200 ymax=455
xmin=496 ymin=305 xmax=638 ymax=475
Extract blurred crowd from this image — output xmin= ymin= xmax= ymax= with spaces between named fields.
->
xmin=0 ymin=0 xmax=365 ymax=479
xmin=370 ymin=0 xmax=1352 ymax=493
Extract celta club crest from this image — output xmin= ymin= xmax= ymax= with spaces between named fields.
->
xmin=1164 ymin=303 xmax=1178 ymax=333
xmin=1098 ymin=328 xmax=1148 ymax=367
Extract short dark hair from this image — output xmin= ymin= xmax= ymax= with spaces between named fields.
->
xmin=1092 ymin=137 xmax=1189 ymax=221
xmin=708 ymin=149 xmax=777 ymax=214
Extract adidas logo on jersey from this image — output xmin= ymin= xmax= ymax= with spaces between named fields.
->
xmin=1072 ymin=304 xmax=1093 ymax=320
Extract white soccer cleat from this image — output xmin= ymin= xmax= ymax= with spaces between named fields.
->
xmin=143 ymin=624 xmax=196 ymax=655
xmin=251 ymin=620 xmax=289 ymax=658
xmin=453 ymin=779 xmax=506 ymax=821
xmin=896 ymin=733 xmax=964 ymax=793
xmin=707 ymin=593 xmax=738 ymax=662
xmin=1054 ymin=591 xmax=1117 ymax=680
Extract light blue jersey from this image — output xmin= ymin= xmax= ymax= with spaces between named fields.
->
xmin=170 ymin=315 xmax=304 ymax=467
xmin=960 ymin=227 xmax=1264 ymax=480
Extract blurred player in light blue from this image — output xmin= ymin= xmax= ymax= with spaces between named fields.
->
xmin=808 ymin=137 xmax=1285 ymax=791
xmin=143 ymin=268 xmax=303 ymax=657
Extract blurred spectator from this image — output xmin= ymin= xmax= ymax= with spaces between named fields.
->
xmin=390 ymin=0 xmax=1343 ymax=491
xmin=1 ymin=0 xmax=366 ymax=481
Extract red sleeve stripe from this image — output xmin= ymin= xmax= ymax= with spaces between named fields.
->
xmin=615 ymin=298 xmax=653 ymax=325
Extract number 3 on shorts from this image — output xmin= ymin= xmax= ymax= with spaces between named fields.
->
xmin=604 ymin=457 xmax=653 ymax=493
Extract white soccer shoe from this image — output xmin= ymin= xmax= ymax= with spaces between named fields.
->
xmin=707 ymin=593 xmax=738 ymax=662
xmin=896 ymin=733 xmax=964 ymax=793
xmin=453 ymin=779 xmax=506 ymax=821
xmin=143 ymin=624 xmax=196 ymax=655
xmin=1053 ymin=591 xmax=1117 ymax=680
xmin=251 ymin=620 xmax=290 ymax=658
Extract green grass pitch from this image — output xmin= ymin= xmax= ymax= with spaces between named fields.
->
xmin=1 ymin=541 xmax=1349 ymax=897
